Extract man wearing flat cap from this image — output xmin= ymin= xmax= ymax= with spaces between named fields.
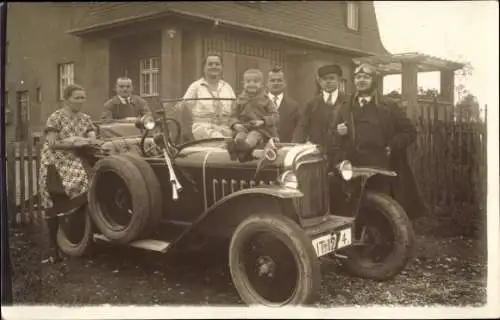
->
xmin=329 ymin=63 xmax=428 ymax=221
xmin=293 ymin=64 xmax=347 ymax=151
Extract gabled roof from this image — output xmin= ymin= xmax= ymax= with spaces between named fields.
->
xmin=353 ymin=52 xmax=465 ymax=74
xmin=68 ymin=1 xmax=389 ymax=56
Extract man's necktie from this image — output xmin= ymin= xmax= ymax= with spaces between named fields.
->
xmin=327 ymin=92 xmax=333 ymax=105
xmin=273 ymin=95 xmax=279 ymax=107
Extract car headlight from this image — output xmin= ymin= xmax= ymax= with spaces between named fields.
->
xmin=142 ymin=115 xmax=156 ymax=130
xmin=280 ymin=170 xmax=298 ymax=189
xmin=337 ymin=160 xmax=353 ymax=181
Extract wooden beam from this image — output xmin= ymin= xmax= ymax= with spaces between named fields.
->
xmin=440 ymin=70 xmax=455 ymax=104
xmin=401 ymin=61 xmax=418 ymax=120
xmin=160 ymin=27 xmax=183 ymax=100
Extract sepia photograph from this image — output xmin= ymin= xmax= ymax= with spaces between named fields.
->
xmin=1 ymin=1 xmax=498 ymax=318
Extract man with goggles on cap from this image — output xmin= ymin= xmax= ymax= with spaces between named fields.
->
xmin=329 ymin=63 xmax=427 ymax=221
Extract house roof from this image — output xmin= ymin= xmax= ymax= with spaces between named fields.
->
xmin=353 ymin=52 xmax=466 ymax=74
xmin=68 ymin=1 xmax=389 ymax=56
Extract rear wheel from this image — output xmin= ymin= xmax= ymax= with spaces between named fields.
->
xmin=229 ymin=213 xmax=321 ymax=306
xmin=57 ymin=204 xmax=93 ymax=257
xmin=339 ymin=191 xmax=415 ymax=281
xmin=88 ymin=155 xmax=155 ymax=243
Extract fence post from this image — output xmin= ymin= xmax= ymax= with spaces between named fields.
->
xmin=35 ymin=138 xmax=42 ymax=223
xmin=18 ymin=141 xmax=26 ymax=225
xmin=7 ymin=144 xmax=16 ymax=228
xmin=27 ymin=137 xmax=34 ymax=225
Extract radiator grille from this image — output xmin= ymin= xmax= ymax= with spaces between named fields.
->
xmin=211 ymin=178 xmax=277 ymax=204
xmin=294 ymin=160 xmax=329 ymax=218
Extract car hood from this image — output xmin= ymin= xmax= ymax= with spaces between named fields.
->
xmin=176 ymin=140 xmax=323 ymax=171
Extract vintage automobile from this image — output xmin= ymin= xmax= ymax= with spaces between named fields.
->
xmin=55 ymin=98 xmax=415 ymax=306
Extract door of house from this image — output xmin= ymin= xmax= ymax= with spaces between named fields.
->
xmin=223 ymin=53 xmax=272 ymax=94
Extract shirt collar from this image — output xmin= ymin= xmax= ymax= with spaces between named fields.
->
xmin=199 ymin=77 xmax=225 ymax=90
xmin=323 ymin=89 xmax=339 ymax=104
xmin=268 ymin=92 xmax=284 ymax=107
xmin=356 ymin=93 xmax=373 ymax=106
xmin=118 ymin=95 xmax=131 ymax=104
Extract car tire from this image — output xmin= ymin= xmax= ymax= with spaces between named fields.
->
xmin=120 ymin=153 xmax=163 ymax=236
xmin=229 ymin=213 xmax=321 ymax=306
xmin=339 ymin=191 xmax=415 ymax=281
xmin=57 ymin=204 xmax=93 ymax=257
xmin=88 ymin=155 xmax=152 ymax=244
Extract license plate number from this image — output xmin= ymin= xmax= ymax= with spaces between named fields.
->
xmin=312 ymin=227 xmax=352 ymax=257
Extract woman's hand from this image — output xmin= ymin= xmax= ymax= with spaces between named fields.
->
xmin=249 ymin=120 xmax=264 ymax=127
xmin=233 ymin=124 xmax=247 ymax=132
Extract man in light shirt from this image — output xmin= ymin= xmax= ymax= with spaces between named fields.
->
xmin=292 ymin=64 xmax=346 ymax=151
xmin=100 ymin=77 xmax=151 ymax=120
xmin=266 ymin=67 xmax=301 ymax=142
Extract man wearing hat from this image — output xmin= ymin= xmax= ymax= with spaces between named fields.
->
xmin=329 ymin=63 xmax=427 ymax=221
xmin=293 ymin=64 xmax=347 ymax=150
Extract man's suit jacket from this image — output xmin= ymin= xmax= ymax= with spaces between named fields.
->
xmin=276 ymin=95 xmax=301 ymax=143
xmin=292 ymin=92 xmax=347 ymax=150
xmin=100 ymin=94 xmax=151 ymax=120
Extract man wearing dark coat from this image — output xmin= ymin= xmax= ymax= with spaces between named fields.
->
xmin=100 ymin=77 xmax=152 ymax=120
xmin=293 ymin=64 xmax=348 ymax=151
xmin=266 ymin=67 xmax=301 ymax=143
xmin=329 ymin=63 xmax=428 ymax=221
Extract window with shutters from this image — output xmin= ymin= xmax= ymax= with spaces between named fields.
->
xmin=346 ymin=1 xmax=360 ymax=31
xmin=58 ymin=62 xmax=75 ymax=100
xmin=139 ymin=57 xmax=160 ymax=97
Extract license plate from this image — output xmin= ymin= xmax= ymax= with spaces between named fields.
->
xmin=312 ymin=227 xmax=352 ymax=257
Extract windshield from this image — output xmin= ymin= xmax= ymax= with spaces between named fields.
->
xmin=161 ymin=97 xmax=237 ymax=145
xmin=95 ymin=118 xmax=142 ymax=139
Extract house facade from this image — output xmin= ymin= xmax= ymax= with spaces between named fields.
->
xmin=4 ymin=1 xmax=389 ymax=142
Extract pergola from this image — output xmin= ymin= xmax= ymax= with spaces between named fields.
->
xmin=353 ymin=52 xmax=465 ymax=120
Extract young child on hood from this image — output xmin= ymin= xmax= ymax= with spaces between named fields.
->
xmin=227 ymin=69 xmax=280 ymax=162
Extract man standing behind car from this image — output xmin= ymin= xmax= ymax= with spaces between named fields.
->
xmin=100 ymin=77 xmax=152 ymax=120
xmin=329 ymin=63 xmax=427 ymax=221
xmin=266 ymin=67 xmax=301 ymax=143
xmin=292 ymin=64 xmax=347 ymax=151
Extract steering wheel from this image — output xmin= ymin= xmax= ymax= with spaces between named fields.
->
xmin=140 ymin=116 xmax=182 ymax=157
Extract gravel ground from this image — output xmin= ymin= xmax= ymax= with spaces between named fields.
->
xmin=8 ymin=222 xmax=487 ymax=307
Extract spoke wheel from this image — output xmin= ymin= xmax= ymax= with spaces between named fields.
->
xmin=339 ymin=191 xmax=415 ymax=281
xmin=229 ymin=213 xmax=321 ymax=306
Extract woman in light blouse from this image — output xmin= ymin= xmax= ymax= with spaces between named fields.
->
xmin=177 ymin=53 xmax=236 ymax=141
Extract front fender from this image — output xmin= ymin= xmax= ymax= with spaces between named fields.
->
xmin=171 ymin=187 xmax=303 ymax=249
xmin=331 ymin=166 xmax=397 ymax=218
xmin=352 ymin=166 xmax=397 ymax=181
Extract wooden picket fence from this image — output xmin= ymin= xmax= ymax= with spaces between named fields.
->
xmin=6 ymin=99 xmax=487 ymax=233
xmin=5 ymin=138 xmax=44 ymax=227
xmin=408 ymin=98 xmax=487 ymax=234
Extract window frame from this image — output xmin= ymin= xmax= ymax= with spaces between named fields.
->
xmin=139 ymin=57 xmax=160 ymax=97
xmin=58 ymin=62 xmax=75 ymax=101
xmin=346 ymin=1 xmax=360 ymax=32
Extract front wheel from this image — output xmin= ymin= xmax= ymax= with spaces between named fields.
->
xmin=229 ymin=213 xmax=321 ymax=306
xmin=339 ymin=191 xmax=416 ymax=281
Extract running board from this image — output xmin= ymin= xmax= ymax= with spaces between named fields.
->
xmin=93 ymin=234 xmax=171 ymax=253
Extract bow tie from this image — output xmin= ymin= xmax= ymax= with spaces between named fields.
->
xmin=359 ymin=97 xmax=371 ymax=107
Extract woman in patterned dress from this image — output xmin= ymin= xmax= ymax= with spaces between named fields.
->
xmin=39 ymin=84 xmax=100 ymax=263
xmin=175 ymin=53 xmax=236 ymax=141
